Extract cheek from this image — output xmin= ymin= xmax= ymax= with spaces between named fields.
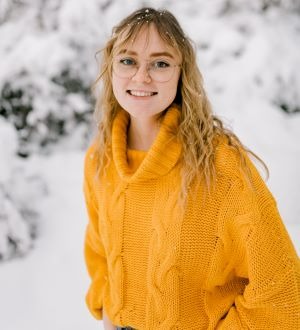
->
xmin=166 ymin=76 xmax=180 ymax=100
xmin=112 ymin=75 xmax=118 ymax=94
xmin=112 ymin=75 xmax=126 ymax=97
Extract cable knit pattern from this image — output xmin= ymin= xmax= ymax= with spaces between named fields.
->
xmin=83 ymin=105 xmax=300 ymax=329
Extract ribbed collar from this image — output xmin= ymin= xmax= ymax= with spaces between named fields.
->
xmin=112 ymin=104 xmax=182 ymax=183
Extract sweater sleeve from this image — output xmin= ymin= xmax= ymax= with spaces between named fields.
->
xmin=216 ymin=160 xmax=300 ymax=329
xmin=83 ymin=147 xmax=107 ymax=320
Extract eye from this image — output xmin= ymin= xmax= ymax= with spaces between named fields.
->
xmin=120 ymin=58 xmax=135 ymax=66
xmin=153 ymin=60 xmax=170 ymax=69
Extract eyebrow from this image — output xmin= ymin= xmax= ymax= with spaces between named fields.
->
xmin=117 ymin=49 xmax=175 ymax=59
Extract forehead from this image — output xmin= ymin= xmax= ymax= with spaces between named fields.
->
xmin=114 ymin=24 xmax=181 ymax=60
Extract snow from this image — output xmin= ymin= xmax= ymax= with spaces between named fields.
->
xmin=0 ymin=151 xmax=98 ymax=330
xmin=0 ymin=1 xmax=299 ymax=330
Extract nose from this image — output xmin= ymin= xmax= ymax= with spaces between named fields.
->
xmin=131 ymin=63 xmax=152 ymax=83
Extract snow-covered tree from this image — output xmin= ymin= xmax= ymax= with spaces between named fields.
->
xmin=220 ymin=0 xmax=300 ymax=12
xmin=0 ymin=117 xmax=47 ymax=260
xmin=0 ymin=0 xmax=108 ymax=155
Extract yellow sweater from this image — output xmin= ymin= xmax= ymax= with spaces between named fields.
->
xmin=83 ymin=105 xmax=300 ymax=329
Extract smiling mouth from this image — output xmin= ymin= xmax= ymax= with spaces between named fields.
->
xmin=127 ymin=90 xmax=158 ymax=97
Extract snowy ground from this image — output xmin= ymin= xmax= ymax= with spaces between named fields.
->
xmin=0 ymin=151 xmax=101 ymax=330
xmin=0 ymin=1 xmax=299 ymax=330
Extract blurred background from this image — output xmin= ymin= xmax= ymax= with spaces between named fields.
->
xmin=0 ymin=0 xmax=299 ymax=329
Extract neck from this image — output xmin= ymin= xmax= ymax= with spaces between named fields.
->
xmin=127 ymin=116 xmax=160 ymax=151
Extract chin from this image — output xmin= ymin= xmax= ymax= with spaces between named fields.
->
xmin=125 ymin=107 xmax=161 ymax=119
xmin=120 ymin=101 xmax=156 ymax=115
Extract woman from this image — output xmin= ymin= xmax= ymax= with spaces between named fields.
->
xmin=83 ymin=7 xmax=300 ymax=330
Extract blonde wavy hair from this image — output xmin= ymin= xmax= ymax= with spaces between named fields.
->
xmin=92 ymin=7 xmax=267 ymax=202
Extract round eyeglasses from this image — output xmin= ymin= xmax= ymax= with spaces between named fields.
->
xmin=113 ymin=57 xmax=181 ymax=83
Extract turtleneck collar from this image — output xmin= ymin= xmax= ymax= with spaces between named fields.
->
xmin=112 ymin=104 xmax=182 ymax=183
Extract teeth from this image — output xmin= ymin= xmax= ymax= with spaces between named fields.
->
xmin=130 ymin=90 xmax=155 ymax=97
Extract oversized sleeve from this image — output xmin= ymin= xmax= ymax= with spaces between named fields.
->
xmin=215 ymin=158 xmax=300 ymax=329
xmin=83 ymin=147 xmax=107 ymax=320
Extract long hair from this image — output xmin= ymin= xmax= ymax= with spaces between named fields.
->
xmin=92 ymin=7 xmax=268 ymax=202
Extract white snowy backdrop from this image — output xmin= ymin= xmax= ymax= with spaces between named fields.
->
xmin=0 ymin=0 xmax=299 ymax=329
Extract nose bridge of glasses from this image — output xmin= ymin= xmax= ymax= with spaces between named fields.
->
xmin=132 ymin=61 xmax=152 ymax=81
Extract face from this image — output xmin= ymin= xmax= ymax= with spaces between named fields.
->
xmin=112 ymin=24 xmax=181 ymax=121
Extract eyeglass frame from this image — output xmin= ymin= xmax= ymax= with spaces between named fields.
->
xmin=112 ymin=56 xmax=181 ymax=83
